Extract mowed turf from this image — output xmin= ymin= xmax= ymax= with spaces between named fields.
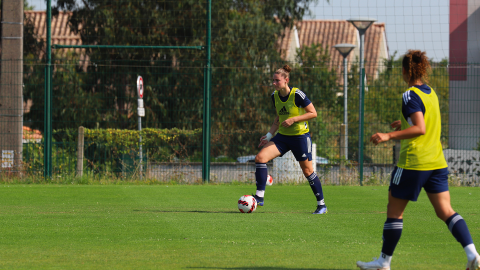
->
xmin=0 ymin=184 xmax=479 ymax=269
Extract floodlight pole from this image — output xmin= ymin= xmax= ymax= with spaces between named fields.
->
xmin=334 ymin=44 xmax=356 ymax=161
xmin=359 ymin=31 xmax=365 ymax=182
xmin=347 ymin=18 xmax=376 ymax=186
xmin=343 ymin=56 xmax=348 ymax=158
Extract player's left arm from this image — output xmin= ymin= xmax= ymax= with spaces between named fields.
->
xmin=281 ymin=103 xmax=317 ymax=127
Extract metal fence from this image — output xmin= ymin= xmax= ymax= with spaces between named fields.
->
xmin=2 ymin=58 xmax=480 ymax=185
xmin=1 ymin=0 xmax=480 ymax=185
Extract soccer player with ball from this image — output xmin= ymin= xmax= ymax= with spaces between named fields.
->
xmin=252 ymin=64 xmax=327 ymax=215
xmin=356 ymin=50 xmax=480 ymax=270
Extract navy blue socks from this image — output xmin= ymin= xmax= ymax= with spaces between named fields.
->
xmin=306 ymin=172 xmax=324 ymax=204
xmin=255 ymin=163 xmax=268 ymax=192
xmin=381 ymin=218 xmax=403 ymax=256
xmin=446 ymin=213 xmax=473 ymax=248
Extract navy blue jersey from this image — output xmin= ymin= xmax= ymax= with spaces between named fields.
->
xmin=271 ymin=86 xmax=312 ymax=109
xmin=402 ymin=84 xmax=431 ymax=123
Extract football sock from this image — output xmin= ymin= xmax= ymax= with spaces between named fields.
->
xmin=381 ymin=218 xmax=403 ymax=256
xmin=255 ymin=190 xmax=265 ymax=197
xmin=317 ymin=199 xmax=325 ymax=206
xmin=446 ymin=213 xmax=474 ymax=251
xmin=255 ymin=163 xmax=268 ymax=194
xmin=464 ymin=244 xmax=480 ymax=262
xmin=378 ymin=252 xmax=392 ymax=266
xmin=306 ymin=172 xmax=324 ymax=204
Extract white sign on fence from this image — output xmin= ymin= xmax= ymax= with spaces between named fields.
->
xmin=1 ymin=150 xmax=14 ymax=168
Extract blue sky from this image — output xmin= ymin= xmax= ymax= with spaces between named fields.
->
xmin=29 ymin=0 xmax=450 ymax=61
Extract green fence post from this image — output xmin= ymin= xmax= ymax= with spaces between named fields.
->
xmin=43 ymin=0 xmax=52 ymax=178
xmin=359 ymin=68 xmax=365 ymax=186
xmin=202 ymin=0 xmax=212 ymax=183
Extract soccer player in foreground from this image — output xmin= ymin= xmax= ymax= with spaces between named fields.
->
xmin=253 ymin=64 xmax=327 ymax=214
xmin=356 ymin=50 xmax=480 ymax=270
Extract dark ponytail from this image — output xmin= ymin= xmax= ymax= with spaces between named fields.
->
xmin=402 ymin=50 xmax=430 ymax=83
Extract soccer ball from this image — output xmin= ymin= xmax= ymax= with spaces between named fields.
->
xmin=266 ymin=174 xmax=273 ymax=186
xmin=238 ymin=195 xmax=257 ymax=213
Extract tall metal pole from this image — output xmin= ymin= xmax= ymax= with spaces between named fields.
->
xmin=358 ymin=31 xmax=365 ymax=185
xmin=346 ymin=18 xmax=376 ymax=186
xmin=334 ymin=43 xmax=355 ymax=162
xmin=44 ymin=0 xmax=53 ymax=177
xmin=343 ymin=57 xmax=348 ymax=159
xmin=359 ymin=68 xmax=365 ymax=186
xmin=202 ymin=0 xmax=212 ymax=183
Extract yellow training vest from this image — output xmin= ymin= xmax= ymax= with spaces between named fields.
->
xmin=397 ymin=86 xmax=447 ymax=170
xmin=274 ymin=87 xmax=309 ymax=136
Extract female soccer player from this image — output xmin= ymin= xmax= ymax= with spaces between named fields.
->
xmin=356 ymin=50 xmax=480 ymax=270
xmin=253 ymin=64 xmax=327 ymax=214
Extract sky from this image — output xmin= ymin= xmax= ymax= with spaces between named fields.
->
xmin=28 ymin=0 xmax=450 ymax=61
xmin=28 ymin=0 xmax=48 ymax=10
xmin=307 ymin=0 xmax=450 ymax=61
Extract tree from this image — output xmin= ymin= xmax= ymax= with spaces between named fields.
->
xmin=24 ymin=0 xmax=328 ymax=161
xmin=290 ymin=43 xmax=340 ymax=160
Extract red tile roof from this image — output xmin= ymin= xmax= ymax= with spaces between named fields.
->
xmin=25 ymin=10 xmax=81 ymax=46
xmin=278 ymin=20 xmax=388 ymax=82
xmin=24 ymin=11 xmax=85 ymax=60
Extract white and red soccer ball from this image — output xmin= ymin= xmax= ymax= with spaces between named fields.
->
xmin=238 ymin=195 xmax=257 ymax=213
xmin=266 ymin=174 xmax=273 ymax=186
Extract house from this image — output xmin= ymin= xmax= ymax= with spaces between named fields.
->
xmin=277 ymin=20 xmax=389 ymax=83
xmin=24 ymin=10 xmax=83 ymax=59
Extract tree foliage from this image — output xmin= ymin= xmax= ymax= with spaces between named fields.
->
xmin=25 ymin=0 xmax=379 ymax=163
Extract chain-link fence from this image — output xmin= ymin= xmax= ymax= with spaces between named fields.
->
xmin=1 ymin=0 xmax=479 ymax=185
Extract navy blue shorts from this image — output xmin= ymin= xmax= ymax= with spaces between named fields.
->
xmin=389 ymin=166 xmax=449 ymax=201
xmin=270 ymin=133 xmax=312 ymax=162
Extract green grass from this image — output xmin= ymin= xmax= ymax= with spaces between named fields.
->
xmin=0 ymin=184 xmax=479 ymax=269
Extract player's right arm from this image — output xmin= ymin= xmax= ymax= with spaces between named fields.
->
xmin=258 ymin=116 xmax=279 ymax=148
xmin=371 ymin=112 xmax=425 ymax=145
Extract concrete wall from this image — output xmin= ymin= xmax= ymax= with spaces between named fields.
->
xmin=449 ymin=0 xmax=480 ymax=150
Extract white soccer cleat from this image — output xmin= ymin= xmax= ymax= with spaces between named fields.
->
xmin=356 ymin=258 xmax=390 ymax=270
xmin=466 ymin=255 xmax=480 ymax=270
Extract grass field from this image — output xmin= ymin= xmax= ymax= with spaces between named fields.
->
xmin=0 ymin=184 xmax=479 ymax=269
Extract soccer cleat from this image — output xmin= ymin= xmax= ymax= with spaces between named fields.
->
xmin=466 ymin=255 xmax=480 ymax=270
xmin=253 ymin=195 xmax=264 ymax=207
xmin=356 ymin=258 xmax=390 ymax=270
xmin=313 ymin=205 xmax=328 ymax=214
